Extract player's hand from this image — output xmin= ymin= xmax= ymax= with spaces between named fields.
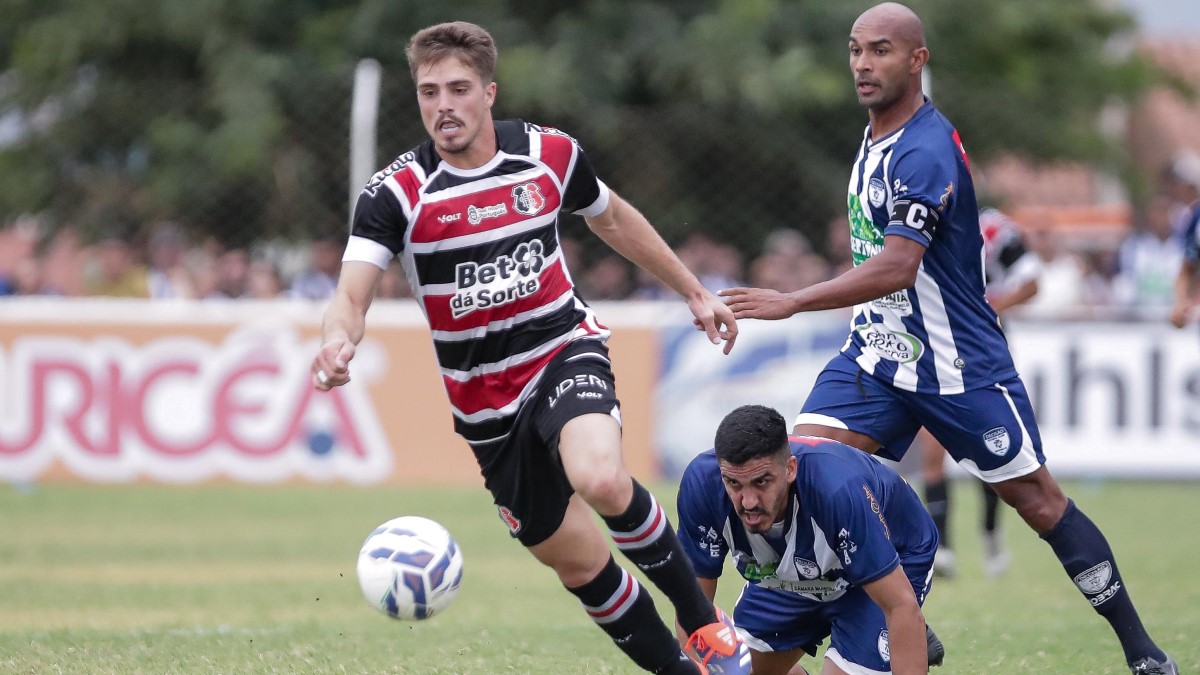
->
xmin=1169 ymin=303 xmax=1191 ymax=329
xmin=312 ymin=337 xmax=357 ymax=390
xmin=688 ymin=291 xmax=738 ymax=354
xmin=719 ymin=286 xmax=799 ymax=321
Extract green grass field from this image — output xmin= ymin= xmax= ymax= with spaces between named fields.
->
xmin=0 ymin=480 xmax=1195 ymax=674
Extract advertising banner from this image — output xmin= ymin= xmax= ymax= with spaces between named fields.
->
xmin=0 ymin=299 xmax=658 ymax=485
xmin=654 ymin=308 xmax=1200 ymax=479
xmin=3 ymin=300 xmax=1196 ymax=483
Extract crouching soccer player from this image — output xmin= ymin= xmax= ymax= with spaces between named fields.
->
xmin=677 ymin=405 xmax=945 ymax=675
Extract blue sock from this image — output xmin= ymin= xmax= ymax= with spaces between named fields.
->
xmin=1040 ymin=499 xmax=1165 ymax=665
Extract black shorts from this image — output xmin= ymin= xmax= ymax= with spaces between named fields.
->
xmin=474 ymin=340 xmax=621 ymax=547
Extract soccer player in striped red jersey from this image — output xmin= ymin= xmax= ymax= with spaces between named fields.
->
xmin=719 ymin=4 xmax=1175 ymax=673
xmin=310 ymin=21 xmax=748 ymax=675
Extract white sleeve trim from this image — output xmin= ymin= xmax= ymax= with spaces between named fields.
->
xmin=574 ymin=180 xmax=611 ymax=217
xmin=342 ymin=235 xmax=394 ymax=270
xmin=1004 ymin=252 xmax=1042 ymax=287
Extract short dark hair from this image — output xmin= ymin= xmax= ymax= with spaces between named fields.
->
xmin=714 ymin=405 xmax=789 ymax=465
xmin=406 ymin=21 xmax=498 ymax=84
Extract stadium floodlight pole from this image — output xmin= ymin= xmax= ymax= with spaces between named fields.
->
xmin=349 ymin=58 xmax=382 ymax=229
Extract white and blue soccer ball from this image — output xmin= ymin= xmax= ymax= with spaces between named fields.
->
xmin=356 ymin=516 xmax=464 ymax=621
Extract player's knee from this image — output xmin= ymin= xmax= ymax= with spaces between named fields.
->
xmin=573 ymin=468 xmax=632 ymax=513
xmin=1011 ymin=490 xmax=1068 ymax=532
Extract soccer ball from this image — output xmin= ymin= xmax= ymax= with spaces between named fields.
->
xmin=356 ymin=516 xmax=464 ymax=621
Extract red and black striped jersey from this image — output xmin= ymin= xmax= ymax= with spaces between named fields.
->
xmin=343 ymin=119 xmax=612 ymax=446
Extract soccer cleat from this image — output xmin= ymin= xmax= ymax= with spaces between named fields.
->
xmin=932 ymin=546 xmax=958 ymax=579
xmin=926 ymin=625 xmax=946 ymax=668
xmin=982 ymin=530 xmax=1011 ymax=578
xmin=685 ymin=608 xmax=752 ymax=675
xmin=1129 ymin=654 xmax=1179 ymax=675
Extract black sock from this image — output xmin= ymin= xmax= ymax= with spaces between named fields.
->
xmin=1040 ymin=499 xmax=1165 ymax=665
xmin=980 ymin=481 xmax=1001 ymax=534
xmin=566 ymin=556 xmax=700 ymax=675
xmin=924 ymin=478 xmax=951 ymax=549
xmin=602 ymin=480 xmax=717 ymax=635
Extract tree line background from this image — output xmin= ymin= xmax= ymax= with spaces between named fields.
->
xmin=0 ymin=0 xmax=1162 ymax=258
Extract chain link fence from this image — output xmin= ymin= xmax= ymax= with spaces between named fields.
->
xmin=0 ymin=60 xmax=1186 ymax=320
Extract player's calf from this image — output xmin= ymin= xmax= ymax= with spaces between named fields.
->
xmin=604 ymin=480 xmax=718 ymax=633
xmin=566 ymin=555 xmax=703 ymax=674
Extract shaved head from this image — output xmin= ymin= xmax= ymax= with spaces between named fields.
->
xmin=848 ymin=1 xmax=929 ymax=131
xmin=852 ymin=2 xmax=926 ymax=51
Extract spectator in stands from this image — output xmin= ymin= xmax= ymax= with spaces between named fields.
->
xmin=6 ymin=257 xmax=46 ymax=296
xmin=1079 ymin=248 xmax=1119 ymax=309
xmin=375 ymin=260 xmax=413 ymax=299
xmin=676 ymin=232 xmax=744 ymax=294
xmin=1021 ymin=226 xmax=1089 ymax=318
xmin=579 ymin=253 xmax=635 ymax=300
xmin=1113 ymin=195 xmax=1183 ymax=316
xmin=631 ymin=265 xmax=676 ymax=300
xmin=35 ymin=225 xmax=87 ymax=296
xmin=0 ymin=216 xmax=40 ymax=296
xmin=823 ymin=214 xmax=854 ymax=278
xmin=747 ymin=228 xmax=829 ymax=294
xmin=246 ymin=258 xmax=286 ymax=299
xmin=289 ymin=235 xmax=341 ymax=300
xmin=215 ymin=247 xmax=251 ymax=299
xmin=183 ymin=249 xmax=222 ymax=300
xmin=145 ymin=221 xmax=190 ymax=299
xmin=86 ymin=234 xmax=149 ymax=298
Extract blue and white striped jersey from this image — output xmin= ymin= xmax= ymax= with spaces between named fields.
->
xmin=843 ymin=99 xmax=1017 ymax=394
xmin=677 ymin=437 xmax=938 ymax=599
xmin=1181 ymin=201 xmax=1200 ymax=263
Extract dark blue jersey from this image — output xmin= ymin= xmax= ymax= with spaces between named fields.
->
xmin=678 ymin=437 xmax=938 ymax=602
xmin=844 ymin=99 xmax=1018 ymax=394
xmin=1182 ymin=201 xmax=1200 ymax=263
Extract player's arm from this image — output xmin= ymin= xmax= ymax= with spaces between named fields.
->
xmin=987 ymin=236 xmax=1041 ymax=314
xmin=861 ymin=566 xmax=927 ymax=675
xmin=721 ymin=234 xmax=926 ymax=320
xmin=1170 ymin=258 xmax=1198 ymax=329
xmin=809 ymin=465 xmax=927 ymax=673
xmin=988 ymin=277 xmax=1038 ymax=314
xmin=584 ymin=190 xmax=737 ymax=353
xmin=313 ymin=260 xmax=384 ymax=390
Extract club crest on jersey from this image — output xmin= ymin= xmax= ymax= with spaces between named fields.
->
xmin=793 ymin=558 xmax=821 ymax=579
xmin=868 ymin=178 xmax=887 ymax=208
xmin=982 ymin=426 xmax=1011 ymax=456
xmin=878 ymin=629 xmax=891 ymax=663
xmin=512 ymin=182 xmax=547 ymax=216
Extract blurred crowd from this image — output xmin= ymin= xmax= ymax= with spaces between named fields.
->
xmin=0 ymin=168 xmax=1196 ymax=319
xmin=0 ymin=221 xmax=413 ymax=302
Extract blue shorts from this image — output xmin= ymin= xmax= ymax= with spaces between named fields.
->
xmin=732 ymin=556 xmax=935 ymax=671
xmin=796 ymin=355 xmax=1045 ymax=482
